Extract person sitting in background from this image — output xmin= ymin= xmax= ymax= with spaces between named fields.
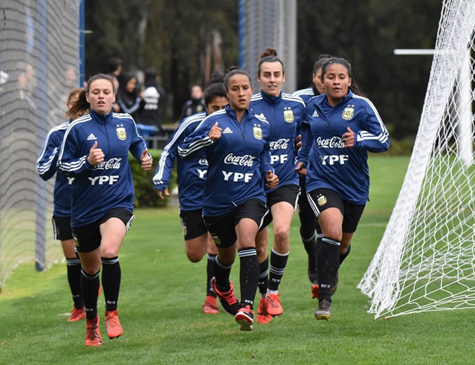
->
xmin=177 ymin=85 xmax=206 ymax=124
xmin=116 ymin=73 xmax=144 ymax=121
xmin=136 ymin=67 xmax=167 ymax=131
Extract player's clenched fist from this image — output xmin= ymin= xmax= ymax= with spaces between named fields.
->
xmin=208 ymin=122 xmax=222 ymax=141
xmin=87 ymin=141 xmax=105 ymax=166
xmin=265 ymin=170 xmax=279 ymax=189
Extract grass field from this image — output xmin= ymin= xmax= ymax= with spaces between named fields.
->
xmin=1 ymin=156 xmax=475 ymax=364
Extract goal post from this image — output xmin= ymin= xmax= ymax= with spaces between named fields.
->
xmin=359 ymin=0 xmax=475 ymax=318
xmin=238 ymin=0 xmax=297 ymax=93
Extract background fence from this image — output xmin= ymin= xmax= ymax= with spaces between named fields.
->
xmin=0 ymin=0 xmax=82 ymax=289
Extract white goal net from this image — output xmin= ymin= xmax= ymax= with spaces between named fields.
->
xmin=358 ymin=0 xmax=475 ymax=318
xmin=0 ymin=0 xmax=81 ymax=290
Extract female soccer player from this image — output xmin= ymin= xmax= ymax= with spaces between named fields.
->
xmin=296 ymin=58 xmax=389 ymax=320
xmin=58 ymin=73 xmax=152 ymax=346
xmin=178 ymin=66 xmax=278 ymax=331
xmin=292 ymin=54 xmax=331 ymax=286
xmin=249 ymin=48 xmax=306 ymax=323
xmin=153 ymin=72 xmax=228 ymax=314
xmin=37 ymin=87 xmax=86 ymax=322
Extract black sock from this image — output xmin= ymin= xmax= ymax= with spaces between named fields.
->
xmin=101 ymin=257 xmax=121 ymax=312
xmin=213 ymin=255 xmax=232 ymax=292
xmin=206 ymin=254 xmax=217 ymax=297
xmin=66 ymin=257 xmax=83 ymax=309
xmin=258 ymin=257 xmax=269 ymax=296
xmin=268 ymin=249 xmax=289 ymax=291
xmin=238 ymin=247 xmax=259 ymax=309
xmin=313 ymin=233 xmax=323 ymax=284
xmin=317 ymin=237 xmax=340 ymax=300
xmin=301 ymin=233 xmax=316 ymax=257
xmin=81 ymin=269 xmax=100 ymax=320
xmin=339 ymin=244 xmax=351 ymax=266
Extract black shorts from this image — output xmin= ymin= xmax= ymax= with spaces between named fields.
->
xmin=307 ymin=188 xmax=365 ymax=233
xmin=261 ymin=184 xmax=300 ymax=229
xmin=179 ymin=209 xmax=207 ymax=240
xmin=72 ymin=208 xmax=135 ymax=253
xmin=203 ymin=198 xmax=268 ymax=249
xmin=52 ymin=215 xmax=73 ymax=241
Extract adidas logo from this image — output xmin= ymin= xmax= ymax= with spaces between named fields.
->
xmin=223 ymin=127 xmax=233 ymax=134
xmin=312 ymin=110 xmax=319 ymax=117
xmin=87 ymin=133 xmax=97 ymax=140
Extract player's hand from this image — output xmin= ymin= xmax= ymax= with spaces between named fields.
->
xmin=208 ymin=122 xmax=222 ymax=141
xmin=157 ymin=188 xmax=169 ymax=200
xmin=295 ymin=161 xmax=307 ymax=176
xmin=342 ymin=127 xmax=355 ymax=148
xmin=295 ymin=134 xmax=302 ymax=149
xmin=140 ymin=149 xmax=153 ymax=170
xmin=265 ymin=170 xmax=279 ymax=189
xmin=87 ymin=141 xmax=105 ymax=166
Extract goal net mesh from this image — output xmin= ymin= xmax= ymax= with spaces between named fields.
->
xmin=0 ymin=0 xmax=81 ymax=289
xmin=358 ymin=0 xmax=475 ymax=318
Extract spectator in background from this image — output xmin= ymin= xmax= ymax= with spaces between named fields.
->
xmin=105 ymin=56 xmax=123 ymax=84
xmin=111 ymin=75 xmax=121 ymax=113
xmin=18 ymin=64 xmax=36 ymax=110
xmin=136 ymin=67 xmax=167 ymax=131
xmin=177 ymin=85 xmax=206 ymax=124
xmin=116 ymin=73 xmax=144 ymax=121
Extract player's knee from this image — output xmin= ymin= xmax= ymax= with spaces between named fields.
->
xmin=324 ymin=228 xmax=342 ymax=243
xmin=185 ymin=250 xmax=204 ymax=263
xmin=273 ymin=228 xmax=289 ymax=245
xmin=255 ymin=242 xmax=267 ymax=258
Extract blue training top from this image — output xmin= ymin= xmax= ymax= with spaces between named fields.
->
xmin=57 ymin=109 xmax=149 ymax=226
xmin=250 ymin=91 xmax=305 ymax=192
xmin=298 ymin=91 xmax=390 ymax=205
xmin=153 ymin=112 xmax=208 ymax=211
xmin=178 ymin=105 xmax=273 ymax=217
xmin=37 ymin=120 xmax=74 ymax=217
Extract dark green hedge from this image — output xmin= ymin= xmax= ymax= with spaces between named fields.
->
xmin=128 ymin=149 xmax=177 ymax=207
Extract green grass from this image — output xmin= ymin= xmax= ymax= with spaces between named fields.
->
xmin=1 ymin=156 xmax=475 ymax=364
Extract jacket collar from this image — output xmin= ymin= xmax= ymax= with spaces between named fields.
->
xmin=90 ymin=108 xmax=114 ymax=123
xmin=225 ymin=104 xmax=251 ymax=122
xmin=261 ymin=90 xmax=282 ymax=105
xmin=321 ymin=90 xmax=354 ymax=108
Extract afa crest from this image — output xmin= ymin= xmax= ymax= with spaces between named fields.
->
xmin=317 ymin=195 xmax=327 ymax=206
xmin=116 ymin=124 xmax=126 ymax=140
xmin=211 ymin=234 xmax=221 ymax=245
xmin=283 ymin=107 xmax=294 ymax=123
xmin=253 ymin=124 xmax=262 ymax=140
xmin=342 ymin=105 xmax=354 ymax=121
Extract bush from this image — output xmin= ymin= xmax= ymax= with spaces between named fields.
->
xmin=129 ymin=149 xmax=177 ymax=208
xmin=369 ymin=139 xmax=415 ymax=157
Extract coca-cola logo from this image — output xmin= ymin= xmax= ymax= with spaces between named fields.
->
xmin=224 ymin=153 xmax=256 ymax=167
xmin=269 ymin=138 xmax=290 ymax=150
xmin=94 ymin=157 xmax=122 ymax=170
xmin=316 ymin=136 xmax=345 ymax=148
